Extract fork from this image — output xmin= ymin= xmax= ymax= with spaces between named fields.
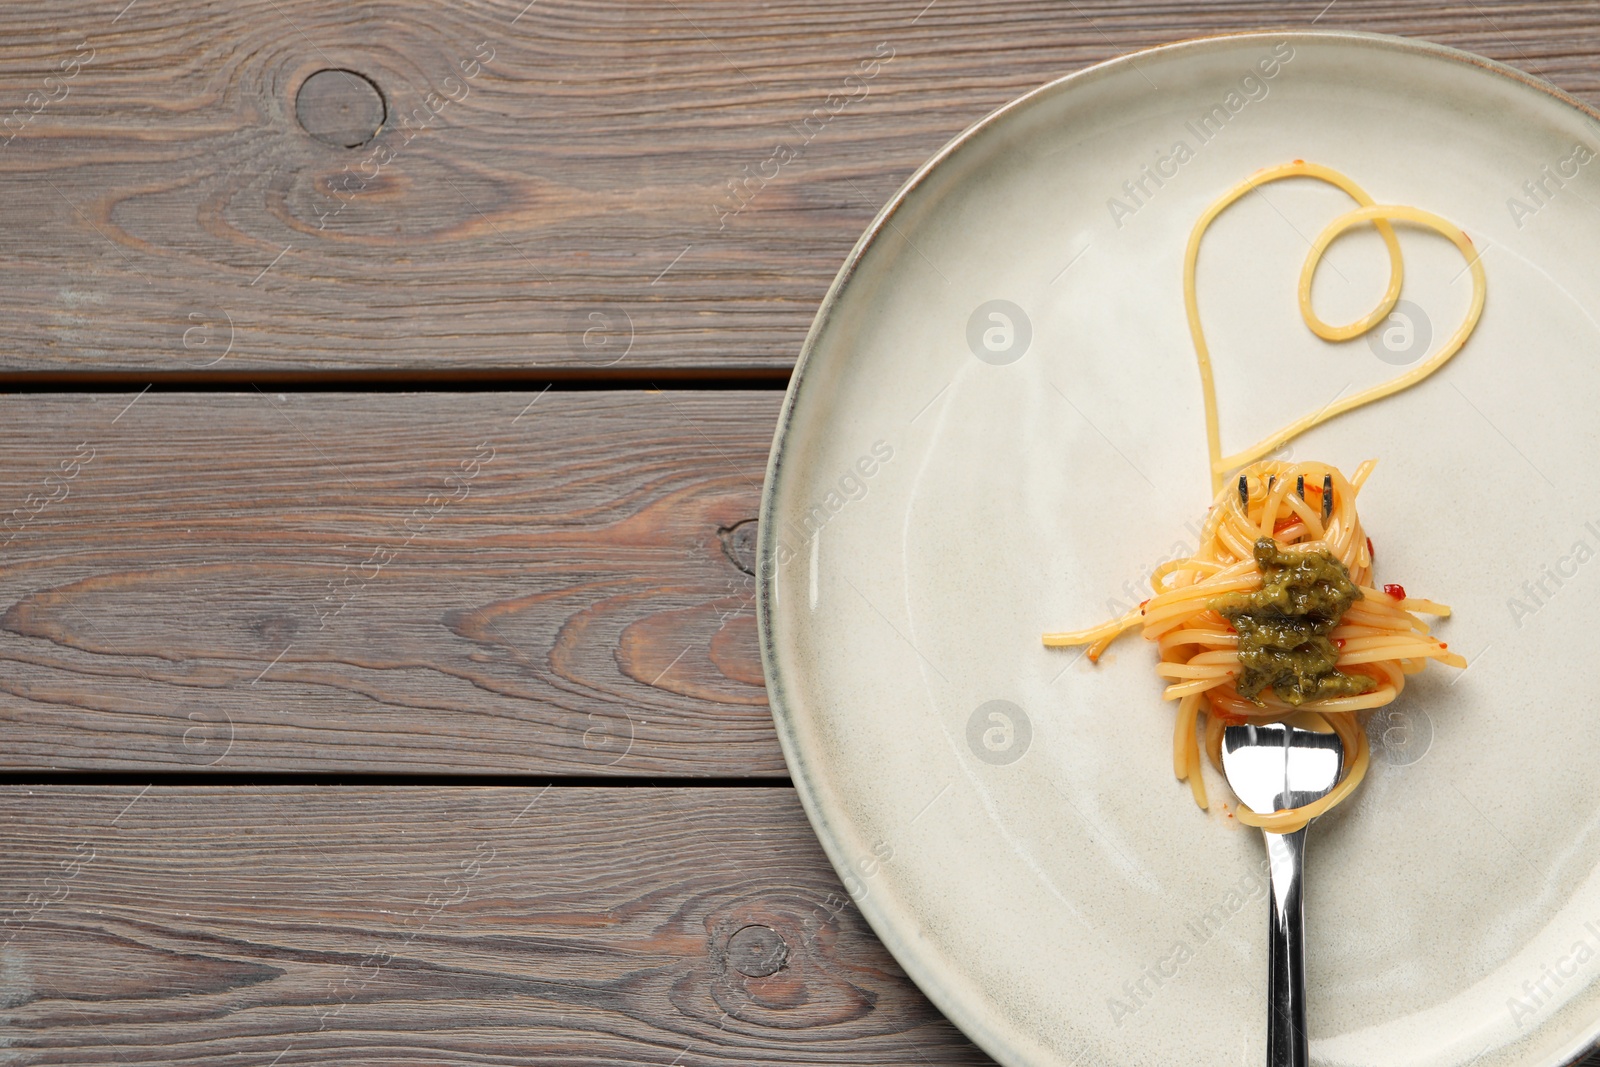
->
xmin=1221 ymin=722 xmax=1345 ymax=1067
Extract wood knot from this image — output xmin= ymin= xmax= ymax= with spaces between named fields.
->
xmin=295 ymin=69 xmax=386 ymax=148
xmin=682 ymin=895 xmax=880 ymax=1027
xmin=726 ymin=924 xmax=787 ymax=977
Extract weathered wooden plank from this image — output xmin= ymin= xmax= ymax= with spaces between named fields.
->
xmin=0 ymin=1 xmax=1594 ymax=377
xmin=0 ymin=786 xmax=996 ymax=1065
xmin=4 ymin=786 xmax=1596 ymax=1066
xmin=0 ymin=391 xmax=781 ymax=774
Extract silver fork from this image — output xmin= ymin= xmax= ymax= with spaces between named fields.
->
xmin=1221 ymin=722 xmax=1345 ymax=1067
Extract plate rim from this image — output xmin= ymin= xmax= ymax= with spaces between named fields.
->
xmin=755 ymin=27 xmax=1600 ymax=1067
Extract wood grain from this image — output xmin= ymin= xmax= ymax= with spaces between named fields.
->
xmin=5 ymin=785 xmax=1596 ymax=1066
xmin=0 ymin=0 xmax=1595 ymax=379
xmin=6 ymin=6 xmax=1600 ymax=1063
xmin=0 ymin=390 xmax=783 ymax=774
xmin=0 ymin=786 xmax=996 ymax=1065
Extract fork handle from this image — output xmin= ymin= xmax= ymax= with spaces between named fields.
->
xmin=1264 ymin=826 xmax=1309 ymax=1067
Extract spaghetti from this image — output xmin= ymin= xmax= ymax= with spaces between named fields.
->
xmin=1044 ymin=162 xmax=1482 ymax=832
xmin=1190 ymin=160 xmax=1486 ymax=493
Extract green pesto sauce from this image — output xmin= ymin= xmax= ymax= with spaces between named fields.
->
xmin=1212 ymin=538 xmax=1375 ymax=706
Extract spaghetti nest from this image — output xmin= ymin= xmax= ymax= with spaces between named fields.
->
xmin=1044 ymin=458 xmax=1465 ymax=833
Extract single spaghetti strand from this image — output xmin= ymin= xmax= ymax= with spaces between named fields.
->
xmin=1216 ymin=204 xmax=1487 ymax=475
xmin=1185 ymin=161 xmax=1400 ymax=495
xmin=1184 ymin=162 xmax=1486 ymax=492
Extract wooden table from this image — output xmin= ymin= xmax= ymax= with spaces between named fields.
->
xmin=2 ymin=2 xmax=1596 ymax=1063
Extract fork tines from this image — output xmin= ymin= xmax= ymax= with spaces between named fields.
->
xmin=1238 ymin=471 xmax=1336 ymax=523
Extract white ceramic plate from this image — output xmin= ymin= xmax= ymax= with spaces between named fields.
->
xmin=758 ymin=29 xmax=1600 ymax=1067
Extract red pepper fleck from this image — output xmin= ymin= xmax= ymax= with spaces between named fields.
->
xmin=1139 ymin=598 xmax=1149 ymax=615
xmin=1365 ymin=536 xmax=1374 ymax=560
xmin=1383 ymin=583 xmax=1406 ymax=600
xmin=1439 ymin=642 xmax=1448 ymax=650
xmin=1333 ymin=638 xmax=1346 ymax=649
